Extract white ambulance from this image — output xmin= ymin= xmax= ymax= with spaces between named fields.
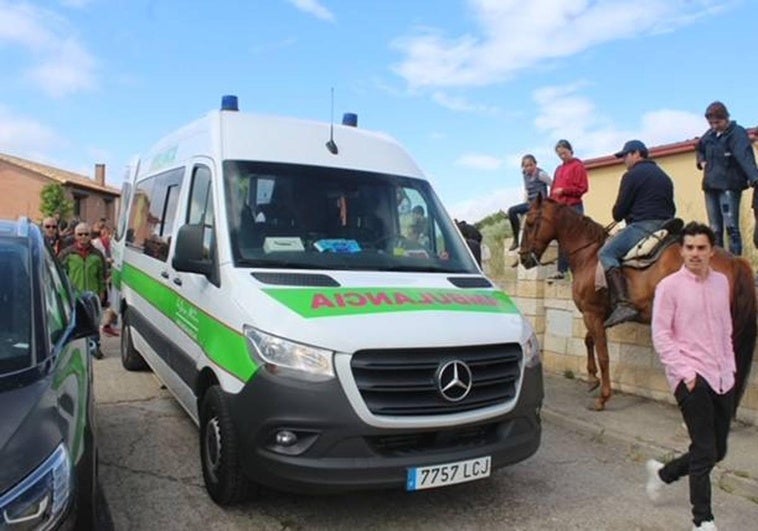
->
xmin=112 ymin=96 xmax=543 ymax=505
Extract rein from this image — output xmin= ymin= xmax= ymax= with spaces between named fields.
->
xmin=523 ymin=207 xmax=616 ymax=266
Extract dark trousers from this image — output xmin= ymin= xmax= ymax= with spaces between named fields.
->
xmin=557 ymin=203 xmax=584 ymax=273
xmin=659 ymin=376 xmax=734 ymax=526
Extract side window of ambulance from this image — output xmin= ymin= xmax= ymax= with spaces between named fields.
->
xmin=114 ymin=181 xmax=132 ymax=242
xmin=125 ymin=168 xmax=185 ymax=262
xmin=42 ymin=249 xmax=70 ymax=344
xmin=186 ymin=165 xmax=215 ymax=259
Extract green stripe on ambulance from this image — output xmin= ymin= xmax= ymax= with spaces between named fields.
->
xmin=121 ymin=263 xmax=257 ymax=382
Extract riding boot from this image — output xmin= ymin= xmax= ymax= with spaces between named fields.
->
xmin=604 ymin=267 xmax=638 ymax=328
xmin=508 ymin=218 xmax=520 ymax=251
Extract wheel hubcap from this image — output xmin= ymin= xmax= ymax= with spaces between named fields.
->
xmin=204 ymin=416 xmax=222 ymax=483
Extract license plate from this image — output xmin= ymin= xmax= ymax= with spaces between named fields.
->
xmin=406 ymin=456 xmax=491 ymax=491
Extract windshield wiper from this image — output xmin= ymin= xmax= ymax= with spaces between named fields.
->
xmin=377 ymin=264 xmax=463 ymax=273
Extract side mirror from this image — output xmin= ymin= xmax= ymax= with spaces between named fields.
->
xmin=172 ymin=224 xmax=213 ymax=276
xmin=72 ymin=291 xmax=100 ymax=340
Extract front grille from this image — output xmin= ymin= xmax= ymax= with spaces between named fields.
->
xmin=366 ymin=423 xmax=498 ymax=457
xmin=350 ymin=344 xmax=522 ymax=416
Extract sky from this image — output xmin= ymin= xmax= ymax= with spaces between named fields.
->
xmin=1 ymin=0 xmax=757 ymax=222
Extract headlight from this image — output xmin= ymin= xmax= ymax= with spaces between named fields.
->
xmin=244 ymin=325 xmax=335 ymax=381
xmin=0 ymin=443 xmax=72 ymax=530
xmin=523 ymin=331 xmax=542 ymax=369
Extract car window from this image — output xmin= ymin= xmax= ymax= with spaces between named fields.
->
xmin=0 ymin=239 xmax=32 ymax=374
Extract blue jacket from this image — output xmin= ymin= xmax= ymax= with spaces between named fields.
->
xmin=697 ymin=121 xmax=758 ymax=191
xmin=612 ymin=159 xmax=676 ymax=224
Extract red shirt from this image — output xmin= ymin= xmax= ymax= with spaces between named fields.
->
xmin=550 ymin=158 xmax=588 ymax=206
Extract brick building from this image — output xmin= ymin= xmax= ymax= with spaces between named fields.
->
xmin=0 ymin=153 xmax=120 ymax=225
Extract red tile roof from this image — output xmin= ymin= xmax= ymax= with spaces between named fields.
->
xmin=584 ymin=127 xmax=758 ymax=170
xmin=0 ymin=152 xmax=120 ymax=195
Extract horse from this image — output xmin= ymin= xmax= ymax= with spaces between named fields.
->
xmin=518 ymin=196 xmax=756 ymax=412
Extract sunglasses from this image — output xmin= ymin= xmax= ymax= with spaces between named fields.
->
xmin=44 ymin=225 xmax=57 ymax=229
xmin=75 ymin=233 xmax=91 ymax=237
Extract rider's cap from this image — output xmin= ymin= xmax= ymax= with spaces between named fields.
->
xmin=614 ymin=139 xmax=648 ymax=158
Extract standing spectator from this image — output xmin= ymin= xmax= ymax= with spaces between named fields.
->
xmin=697 ymin=101 xmax=758 ymax=255
xmin=59 ymin=222 xmax=107 ymax=359
xmin=507 ymin=154 xmax=552 ymax=251
xmin=92 ymin=222 xmax=119 ymax=337
xmin=648 ymin=222 xmax=734 ymax=531
xmin=548 ymin=139 xmax=589 ymax=280
xmin=600 ymin=140 xmax=676 ymax=327
xmin=41 ymin=216 xmax=63 ymax=255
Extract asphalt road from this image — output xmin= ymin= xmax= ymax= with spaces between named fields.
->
xmin=93 ymin=335 xmax=757 ymax=530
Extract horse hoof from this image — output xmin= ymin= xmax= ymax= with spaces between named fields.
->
xmin=587 ymin=380 xmax=600 ymax=393
xmin=593 ymin=399 xmax=606 ymax=411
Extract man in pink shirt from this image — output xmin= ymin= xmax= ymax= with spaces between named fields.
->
xmin=648 ymin=222 xmax=734 ymax=531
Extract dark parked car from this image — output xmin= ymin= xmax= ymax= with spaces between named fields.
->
xmin=0 ymin=218 xmax=100 ymax=529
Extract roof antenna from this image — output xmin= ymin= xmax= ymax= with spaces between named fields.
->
xmin=325 ymin=87 xmax=338 ymax=155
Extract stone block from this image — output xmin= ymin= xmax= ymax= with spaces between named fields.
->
xmin=635 ymin=325 xmax=653 ymax=347
xmin=607 ymin=323 xmax=637 ymax=344
xmin=546 ymin=308 xmax=573 ymax=338
xmin=518 ymin=266 xmax=547 ymax=281
xmin=619 ymin=343 xmax=655 ymax=367
xmin=516 ymin=279 xmax=544 ymax=298
xmin=572 ymin=318 xmax=587 ymax=337
xmin=530 ymin=314 xmax=546 ymax=334
xmin=567 ymin=337 xmax=588 ymax=358
xmin=543 ymin=333 xmax=568 ymax=355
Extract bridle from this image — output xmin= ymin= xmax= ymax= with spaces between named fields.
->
xmin=520 ymin=205 xmax=614 ymax=266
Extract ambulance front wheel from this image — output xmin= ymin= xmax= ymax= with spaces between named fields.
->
xmin=200 ymin=386 xmax=250 ymax=505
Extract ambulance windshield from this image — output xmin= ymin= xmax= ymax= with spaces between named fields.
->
xmin=223 ymin=161 xmax=479 ymax=273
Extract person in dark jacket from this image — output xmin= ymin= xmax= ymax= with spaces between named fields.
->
xmin=697 ymin=101 xmax=758 ymax=255
xmin=456 ymin=219 xmax=483 ymax=266
xmin=600 ymin=140 xmax=676 ymax=327
xmin=507 ymin=154 xmax=552 ymax=251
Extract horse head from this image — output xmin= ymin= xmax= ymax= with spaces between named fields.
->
xmin=518 ymin=195 xmax=560 ymax=269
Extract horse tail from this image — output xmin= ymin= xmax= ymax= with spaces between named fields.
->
xmin=731 ymin=258 xmax=756 ymax=413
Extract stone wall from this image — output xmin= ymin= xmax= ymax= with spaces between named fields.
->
xmin=489 ymin=241 xmax=758 ymax=426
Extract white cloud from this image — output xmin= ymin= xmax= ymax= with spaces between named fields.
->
xmin=455 ymin=153 xmax=503 ymax=171
xmin=531 ymin=83 xmax=704 ymax=159
xmin=392 ymin=0 xmax=725 ymax=88
xmin=431 ymin=91 xmax=498 ymax=114
xmin=26 ymin=38 xmax=96 ymax=97
xmin=0 ymin=0 xmax=97 ymax=97
xmin=448 ymin=186 xmax=523 ymax=223
xmin=0 ymin=105 xmax=62 ymax=159
xmin=286 ymin=0 xmax=335 ymax=22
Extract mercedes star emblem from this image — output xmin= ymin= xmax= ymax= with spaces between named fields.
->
xmin=436 ymin=360 xmax=473 ymax=402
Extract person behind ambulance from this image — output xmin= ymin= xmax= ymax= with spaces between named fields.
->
xmin=600 ymin=140 xmax=676 ymax=328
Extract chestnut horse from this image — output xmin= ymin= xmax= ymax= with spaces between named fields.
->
xmin=519 ymin=196 xmax=756 ymax=411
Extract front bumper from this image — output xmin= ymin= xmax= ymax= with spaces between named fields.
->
xmin=228 ymin=364 xmax=543 ymax=493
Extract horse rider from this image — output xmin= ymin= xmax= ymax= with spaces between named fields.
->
xmin=601 ymin=140 xmax=676 ymax=328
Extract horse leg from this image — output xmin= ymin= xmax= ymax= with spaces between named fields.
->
xmin=586 ymin=316 xmax=612 ymax=410
xmin=584 ymin=332 xmax=600 ymax=392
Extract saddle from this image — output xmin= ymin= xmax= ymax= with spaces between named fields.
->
xmin=594 ymin=218 xmax=683 ymax=291
xmin=620 ymin=218 xmax=683 ymax=269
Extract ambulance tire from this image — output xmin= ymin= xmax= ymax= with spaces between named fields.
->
xmin=120 ymin=308 xmax=148 ymax=371
xmin=200 ymin=386 xmax=250 ymax=505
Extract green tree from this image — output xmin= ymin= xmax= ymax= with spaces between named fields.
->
xmin=40 ymin=183 xmax=73 ymax=220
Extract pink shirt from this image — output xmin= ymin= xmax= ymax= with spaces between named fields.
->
xmin=652 ymin=266 xmax=734 ymax=394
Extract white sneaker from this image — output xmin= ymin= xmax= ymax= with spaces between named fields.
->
xmin=645 ymin=459 xmax=665 ymax=502
xmin=693 ymin=521 xmax=717 ymax=530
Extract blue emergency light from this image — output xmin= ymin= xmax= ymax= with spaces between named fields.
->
xmin=342 ymin=113 xmax=358 ymax=127
xmin=221 ymin=95 xmax=239 ymax=111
